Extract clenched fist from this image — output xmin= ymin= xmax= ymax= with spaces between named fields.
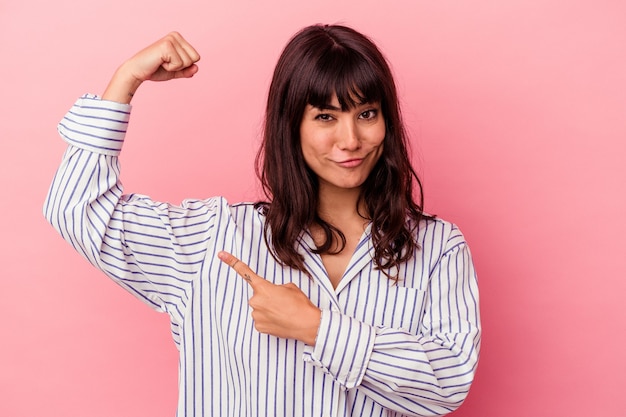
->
xmin=102 ymin=32 xmax=200 ymax=103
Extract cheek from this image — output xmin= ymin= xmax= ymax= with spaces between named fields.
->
xmin=378 ymin=128 xmax=386 ymax=145
xmin=299 ymin=126 xmax=312 ymax=162
xmin=369 ymin=123 xmax=386 ymax=148
xmin=369 ymin=125 xmax=386 ymax=162
xmin=300 ymin=128 xmax=331 ymax=158
xmin=299 ymin=136 xmax=321 ymax=168
xmin=300 ymin=144 xmax=314 ymax=168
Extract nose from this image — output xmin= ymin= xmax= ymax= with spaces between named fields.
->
xmin=337 ymin=119 xmax=361 ymax=151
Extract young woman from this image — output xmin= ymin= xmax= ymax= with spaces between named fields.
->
xmin=44 ymin=25 xmax=480 ymax=417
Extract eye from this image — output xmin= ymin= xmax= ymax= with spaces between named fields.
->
xmin=359 ymin=109 xmax=378 ymax=120
xmin=315 ymin=113 xmax=334 ymax=122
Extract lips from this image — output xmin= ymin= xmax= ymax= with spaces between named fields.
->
xmin=335 ymin=158 xmax=364 ymax=168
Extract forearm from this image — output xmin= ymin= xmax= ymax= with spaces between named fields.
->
xmin=305 ymin=310 xmax=479 ymax=416
xmin=360 ymin=326 xmax=480 ymax=415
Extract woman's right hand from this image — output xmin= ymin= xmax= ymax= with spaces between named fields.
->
xmin=102 ymin=32 xmax=200 ymax=104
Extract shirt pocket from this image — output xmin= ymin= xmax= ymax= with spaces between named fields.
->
xmin=355 ymin=286 xmax=427 ymax=335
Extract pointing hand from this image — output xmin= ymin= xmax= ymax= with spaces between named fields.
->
xmin=218 ymin=251 xmax=321 ymax=345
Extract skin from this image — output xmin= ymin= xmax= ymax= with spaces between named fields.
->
xmin=300 ymin=98 xmax=386 ymax=289
xmin=299 ymin=99 xmax=385 ymax=195
xmin=103 ymin=32 xmax=385 ymax=346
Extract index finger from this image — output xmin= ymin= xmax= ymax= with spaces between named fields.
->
xmin=217 ymin=251 xmax=261 ymax=286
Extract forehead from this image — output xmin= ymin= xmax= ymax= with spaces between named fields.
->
xmin=303 ymin=52 xmax=383 ymax=111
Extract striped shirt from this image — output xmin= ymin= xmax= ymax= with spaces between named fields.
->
xmin=44 ymin=95 xmax=481 ymax=417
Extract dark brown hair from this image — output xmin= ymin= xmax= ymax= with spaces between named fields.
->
xmin=256 ymin=24 xmax=427 ymax=279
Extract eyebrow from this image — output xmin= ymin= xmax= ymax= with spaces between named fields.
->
xmin=312 ymin=104 xmax=342 ymax=111
xmin=310 ymin=101 xmax=376 ymax=112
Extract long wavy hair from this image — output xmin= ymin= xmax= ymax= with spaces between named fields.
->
xmin=256 ymin=24 xmax=428 ymax=280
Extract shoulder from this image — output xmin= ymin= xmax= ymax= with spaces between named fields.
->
xmin=414 ymin=215 xmax=469 ymax=258
xmin=125 ymin=196 xmax=267 ymax=225
xmin=172 ymin=198 xmax=265 ymax=222
xmin=228 ymin=201 xmax=267 ymax=222
xmin=182 ymin=199 xmax=268 ymax=232
xmin=126 ymin=196 xmax=260 ymax=226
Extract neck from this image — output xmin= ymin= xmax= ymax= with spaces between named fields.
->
xmin=316 ymin=183 xmax=367 ymax=224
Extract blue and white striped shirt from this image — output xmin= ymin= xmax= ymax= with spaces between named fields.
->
xmin=44 ymin=95 xmax=481 ymax=417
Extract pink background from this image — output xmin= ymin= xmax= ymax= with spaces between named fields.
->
xmin=1 ymin=1 xmax=625 ymax=416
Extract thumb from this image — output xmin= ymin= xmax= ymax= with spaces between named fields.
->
xmin=173 ymin=63 xmax=199 ymax=79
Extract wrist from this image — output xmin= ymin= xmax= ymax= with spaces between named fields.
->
xmin=102 ymin=63 xmax=143 ymax=104
xmin=300 ymin=307 xmax=322 ymax=346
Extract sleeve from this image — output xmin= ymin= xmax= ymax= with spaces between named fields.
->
xmin=43 ymin=94 xmax=217 ymax=315
xmin=304 ymin=230 xmax=481 ymax=416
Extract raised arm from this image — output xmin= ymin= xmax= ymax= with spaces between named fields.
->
xmin=43 ymin=34 xmax=211 ymax=316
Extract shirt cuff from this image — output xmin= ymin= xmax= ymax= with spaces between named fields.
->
xmin=303 ymin=309 xmax=377 ymax=389
xmin=57 ymin=93 xmax=132 ymax=156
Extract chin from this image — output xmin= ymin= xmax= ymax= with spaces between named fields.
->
xmin=334 ymin=180 xmax=367 ymax=190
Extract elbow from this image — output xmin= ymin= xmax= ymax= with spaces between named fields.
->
xmin=439 ymin=354 xmax=480 ymax=414
xmin=42 ymin=189 xmax=84 ymax=249
xmin=426 ymin=345 xmax=480 ymax=414
xmin=439 ymin=377 xmax=474 ymax=414
xmin=43 ymin=187 xmax=72 ymax=238
xmin=43 ymin=193 xmax=61 ymax=232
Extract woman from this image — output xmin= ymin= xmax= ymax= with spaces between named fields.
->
xmin=45 ymin=25 xmax=480 ymax=417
